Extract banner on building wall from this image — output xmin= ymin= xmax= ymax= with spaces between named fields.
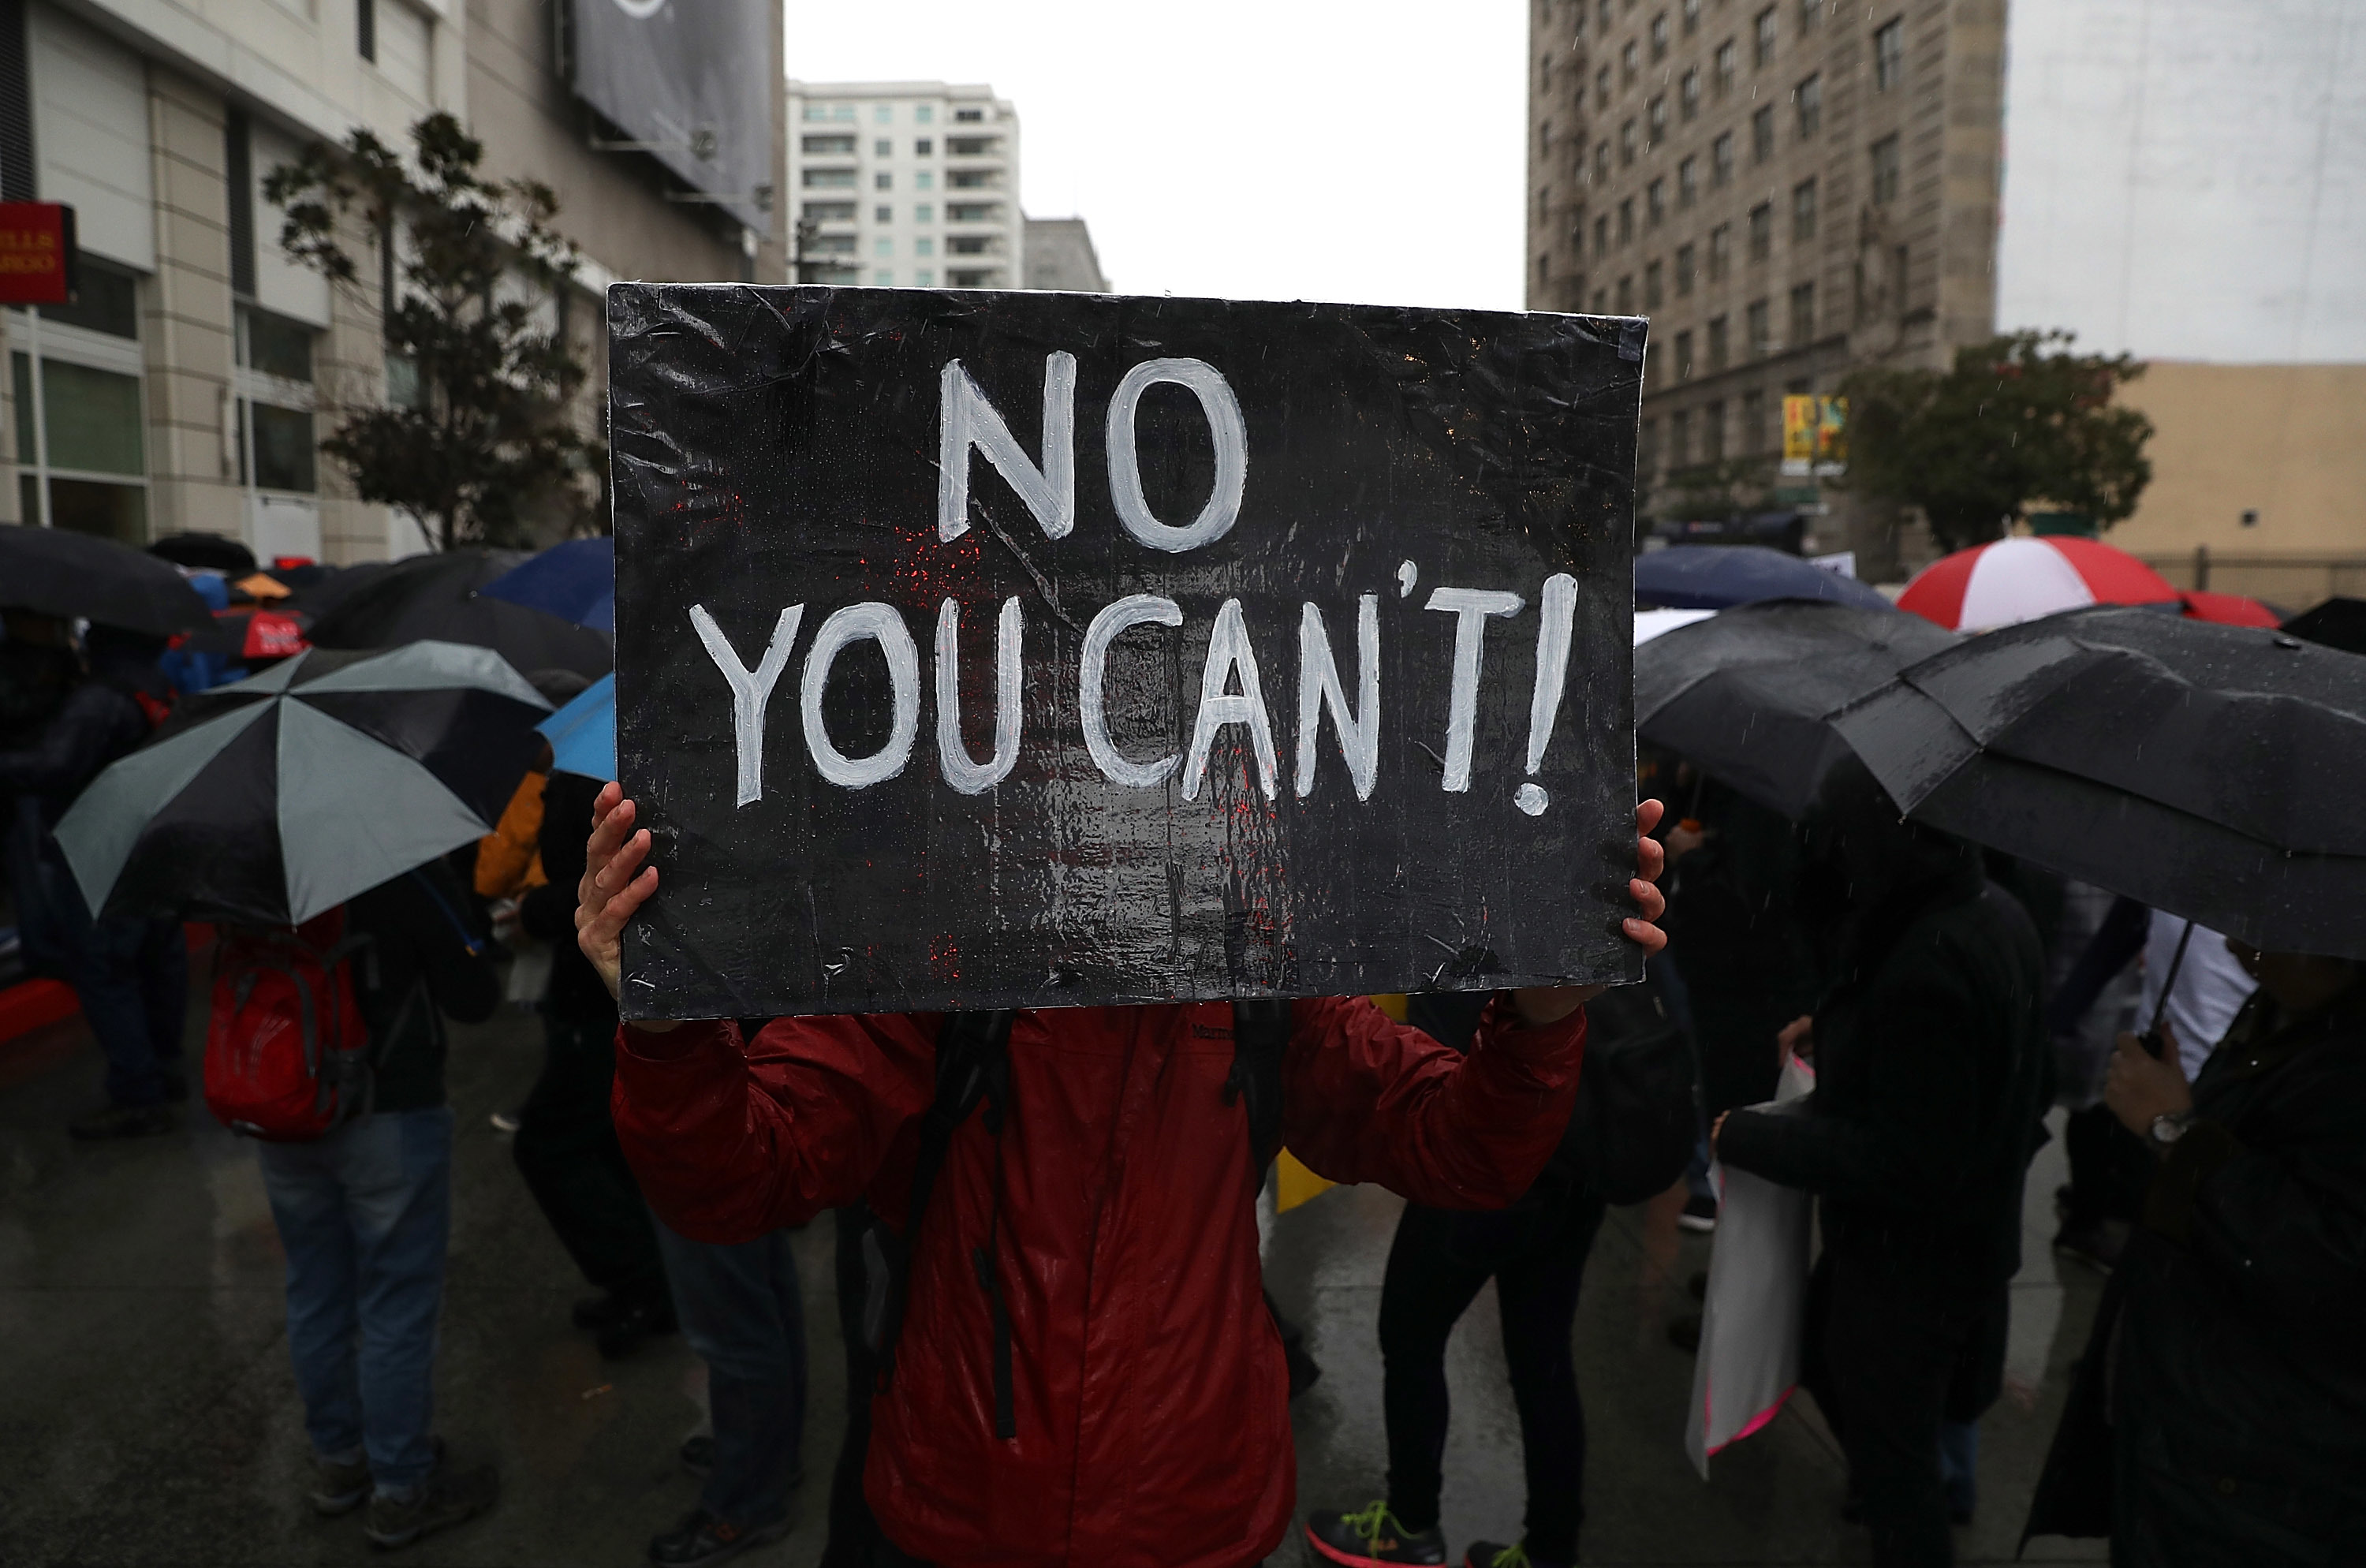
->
xmin=567 ymin=0 xmax=773 ymax=233
xmin=0 ymin=203 xmax=76 ymax=306
xmin=1779 ymin=394 xmax=1848 ymax=478
xmin=607 ymin=285 xmax=1647 ymax=1020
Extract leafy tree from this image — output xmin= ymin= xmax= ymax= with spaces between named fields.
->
xmin=1838 ymin=330 xmax=2155 ymax=552
xmin=266 ymin=112 xmax=593 ymax=551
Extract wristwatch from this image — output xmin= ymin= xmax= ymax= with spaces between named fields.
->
xmin=2148 ymin=1111 xmax=2195 ymax=1148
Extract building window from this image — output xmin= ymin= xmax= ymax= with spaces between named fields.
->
xmin=1539 ymin=252 xmax=1552 ymax=290
xmin=1617 ymin=274 xmax=1634 ymax=313
xmin=1592 ymin=286 xmax=1609 ymax=313
xmin=1741 ymin=388 xmax=1767 ymax=452
xmin=1789 ymin=281 xmax=1816 ymax=343
xmin=875 ymin=269 xmax=894 ymax=285
xmin=1645 ymin=259 xmax=1663 ymax=308
xmin=1682 ymin=0 xmax=1700 ymax=33
xmin=1754 ymin=6 xmax=1778 ymax=65
xmin=916 ymin=137 xmax=934 ymax=155
xmin=1595 ymin=213 xmax=1610 ymax=255
xmin=1752 ymin=106 xmax=1775 ymax=163
xmin=1707 ymin=314 xmax=1730 ymax=369
xmin=1618 ymin=198 xmax=1635 ymax=242
xmin=1597 ymin=64 xmax=1613 ymax=104
xmin=1893 ymin=242 xmax=1911 ymax=316
xmin=1651 ymin=11 xmax=1670 ymax=58
xmin=1793 ymin=177 xmax=1818 ymax=239
xmin=916 ymin=105 xmax=935 ymax=124
xmin=1540 ymin=53 xmax=1553 ymax=95
xmin=1875 ymin=17 xmax=1904 ymax=91
xmin=948 ymin=170 xmax=995 ymax=189
xmin=1713 ymin=132 xmax=1735 ymax=185
xmin=1709 ymin=222 xmax=1732 ymax=278
xmin=803 ymin=201 xmax=856 ymax=222
xmin=916 ymin=268 xmax=935 ymax=287
xmin=875 ymin=237 xmax=894 ymax=257
xmin=1678 ymin=156 xmax=1699 ymax=207
xmin=1621 ymin=118 xmax=1637 ymax=164
xmin=12 ymin=277 xmax=152 ymax=542
xmin=802 ymin=169 xmax=856 ymax=189
xmin=948 ymin=202 xmax=1002 ymax=222
xmin=1681 ymin=69 xmax=1701 ymax=121
xmin=955 ymin=107 xmax=984 ymax=122
xmin=356 ymin=0 xmax=374 ymax=60
xmin=1704 ymin=398 xmax=1726 ymax=460
xmin=1674 ymin=330 xmax=1693 ymax=379
xmin=1648 ymin=96 xmax=1666 ymax=146
xmin=916 ymin=203 xmax=935 ymax=222
xmin=1799 ymin=0 xmax=1821 ymax=30
xmin=803 ymin=134 xmax=856 ymax=155
xmin=875 ymin=171 xmax=893 ymax=190
xmin=1671 ymin=408 xmax=1692 ymax=462
xmin=1622 ymin=39 xmax=1639 ymax=83
xmin=875 ymin=203 xmax=893 ymax=222
xmin=1871 ymin=134 xmax=1901 ymax=204
xmin=1540 ymin=120 xmax=1554 ymax=157
xmin=1715 ymin=39 xmax=1737 ymax=95
xmin=875 ymin=105 xmax=894 ymax=123
xmin=1748 ymin=201 xmax=1773 ymax=259
xmin=1796 ymin=73 xmax=1822 ymax=137
xmin=875 ymin=138 xmax=892 ymax=157
xmin=916 ymin=237 xmax=935 ymax=256
xmin=1648 ymin=177 xmax=1666 ymax=225
xmin=1597 ymin=0 xmax=1611 ymax=31
xmin=1676 ymin=242 xmax=1696 ymax=293
xmin=1746 ymin=297 xmax=1771 ymax=356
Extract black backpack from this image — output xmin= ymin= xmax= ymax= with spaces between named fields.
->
xmin=1409 ymin=980 xmax=1695 ymax=1207
xmin=861 ymin=1000 xmax=1291 ymax=1439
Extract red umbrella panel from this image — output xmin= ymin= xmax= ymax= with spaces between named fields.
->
xmin=2180 ymin=589 xmax=2281 ymax=629
xmin=1898 ymin=536 xmax=2179 ymax=632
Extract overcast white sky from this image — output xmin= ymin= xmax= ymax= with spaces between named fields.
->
xmin=783 ymin=2 xmax=1531 ymax=312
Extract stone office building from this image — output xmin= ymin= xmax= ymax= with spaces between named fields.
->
xmin=0 ymin=0 xmax=781 ymax=563
xmin=1526 ymin=0 xmax=2005 ymax=576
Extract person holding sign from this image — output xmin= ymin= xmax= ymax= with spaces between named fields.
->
xmin=574 ymin=783 xmax=1666 ymax=1568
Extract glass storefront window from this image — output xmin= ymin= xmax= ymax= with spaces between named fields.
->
xmin=250 ymin=403 xmax=315 ymax=493
xmin=39 ymin=359 xmax=146 ymax=476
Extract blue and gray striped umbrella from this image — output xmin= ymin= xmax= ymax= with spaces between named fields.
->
xmin=57 ymin=641 xmax=550 ymax=926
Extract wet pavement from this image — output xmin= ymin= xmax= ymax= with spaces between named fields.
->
xmin=1 ymin=995 xmax=2109 ymax=1566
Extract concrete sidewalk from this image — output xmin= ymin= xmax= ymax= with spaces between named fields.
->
xmin=0 ymin=1000 xmax=2109 ymax=1566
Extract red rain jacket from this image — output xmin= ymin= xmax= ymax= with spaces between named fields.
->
xmin=611 ymin=996 xmax=1587 ymax=1568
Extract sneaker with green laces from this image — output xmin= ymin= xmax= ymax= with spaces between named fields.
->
xmin=1305 ymin=1500 xmax=1446 ymax=1567
xmin=1465 ymin=1540 xmax=1568 ymax=1568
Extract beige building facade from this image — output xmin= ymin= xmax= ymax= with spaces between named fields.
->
xmin=1527 ymin=0 xmax=2006 ymax=578
xmin=2 ymin=0 xmax=780 ymax=565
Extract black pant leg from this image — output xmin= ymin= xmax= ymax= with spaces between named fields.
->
xmin=1491 ymin=1189 xmax=1607 ymax=1565
xmin=822 ymin=1204 xmax=882 ymax=1568
xmin=1823 ymin=1254 xmax=1976 ymax=1568
xmin=511 ymin=1013 xmax=667 ymax=1302
xmin=1379 ymin=1204 xmax=1498 ymax=1534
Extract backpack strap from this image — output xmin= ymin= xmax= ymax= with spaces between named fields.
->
xmin=1226 ymin=998 xmax=1292 ymax=1176
xmin=864 ymin=1009 xmax=1016 ymax=1405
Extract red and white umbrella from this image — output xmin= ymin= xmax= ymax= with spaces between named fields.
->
xmin=1898 ymin=536 xmax=2179 ymax=632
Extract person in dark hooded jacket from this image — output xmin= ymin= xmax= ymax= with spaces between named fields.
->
xmin=2023 ymin=942 xmax=2366 ymax=1566
xmin=1714 ymin=756 xmax=2050 ymax=1568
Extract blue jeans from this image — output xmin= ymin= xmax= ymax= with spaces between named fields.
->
xmin=656 ymin=1221 xmax=808 ymax=1529
xmin=257 ymin=1107 xmax=453 ymax=1493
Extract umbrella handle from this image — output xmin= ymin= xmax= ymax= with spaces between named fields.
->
xmin=2138 ymin=918 xmax=2197 ymax=1061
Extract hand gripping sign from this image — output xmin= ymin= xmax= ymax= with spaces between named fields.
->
xmin=609 ymin=286 xmax=1645 ymax=1020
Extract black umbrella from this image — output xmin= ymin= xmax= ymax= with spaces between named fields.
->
xmin=0 ymin=526 xmax=213 ymax=637
xmin=54 ymin=640 xmax=550 ymax=925
xmin=1635 ymin=599 xmax=1959 ymax=818
xmin=302 ymin=550 xmax=611 ymax=681
xmin=148 ymin=532 xmax=258 ymax=575
xmin=1833 ymin=604 xmax=2366 ymax=960
xmin=2283 ymin=596 xmax=2366 ymax=656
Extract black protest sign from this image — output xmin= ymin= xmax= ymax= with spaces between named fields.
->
xmin=610 ymin=285 xmax=1644 ymax=1020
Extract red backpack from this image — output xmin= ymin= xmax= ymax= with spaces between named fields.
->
xmin=203 ymin=911 xmax=376 ymax=1141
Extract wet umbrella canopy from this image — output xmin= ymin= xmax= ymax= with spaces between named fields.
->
xmin=304 ymin=550 xmax=612 ymax=681
xmin=54 ymin=641 xmax=550 ymax=925
xmin=1834 ymin=605 xmax=2366 ymax=960
xmin=1633 ymin=545 xmax=1893 ymax=613
xmin=1634 ymin=599 xmax=1958 ymax=819
xmin=0 ymin=526 xmax=214 ymax=637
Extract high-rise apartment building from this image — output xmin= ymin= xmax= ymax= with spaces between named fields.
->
xmin=1527 ymin=0 xmax=2004 ymax=574
xmin=0 ymin=0 xmax=782 ymax=562
xmin=788 ymin=82 xmax=1023 ymax=292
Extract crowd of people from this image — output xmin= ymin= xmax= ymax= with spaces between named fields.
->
xmin=4 ymin=550 xmax=2362 ymax=1568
